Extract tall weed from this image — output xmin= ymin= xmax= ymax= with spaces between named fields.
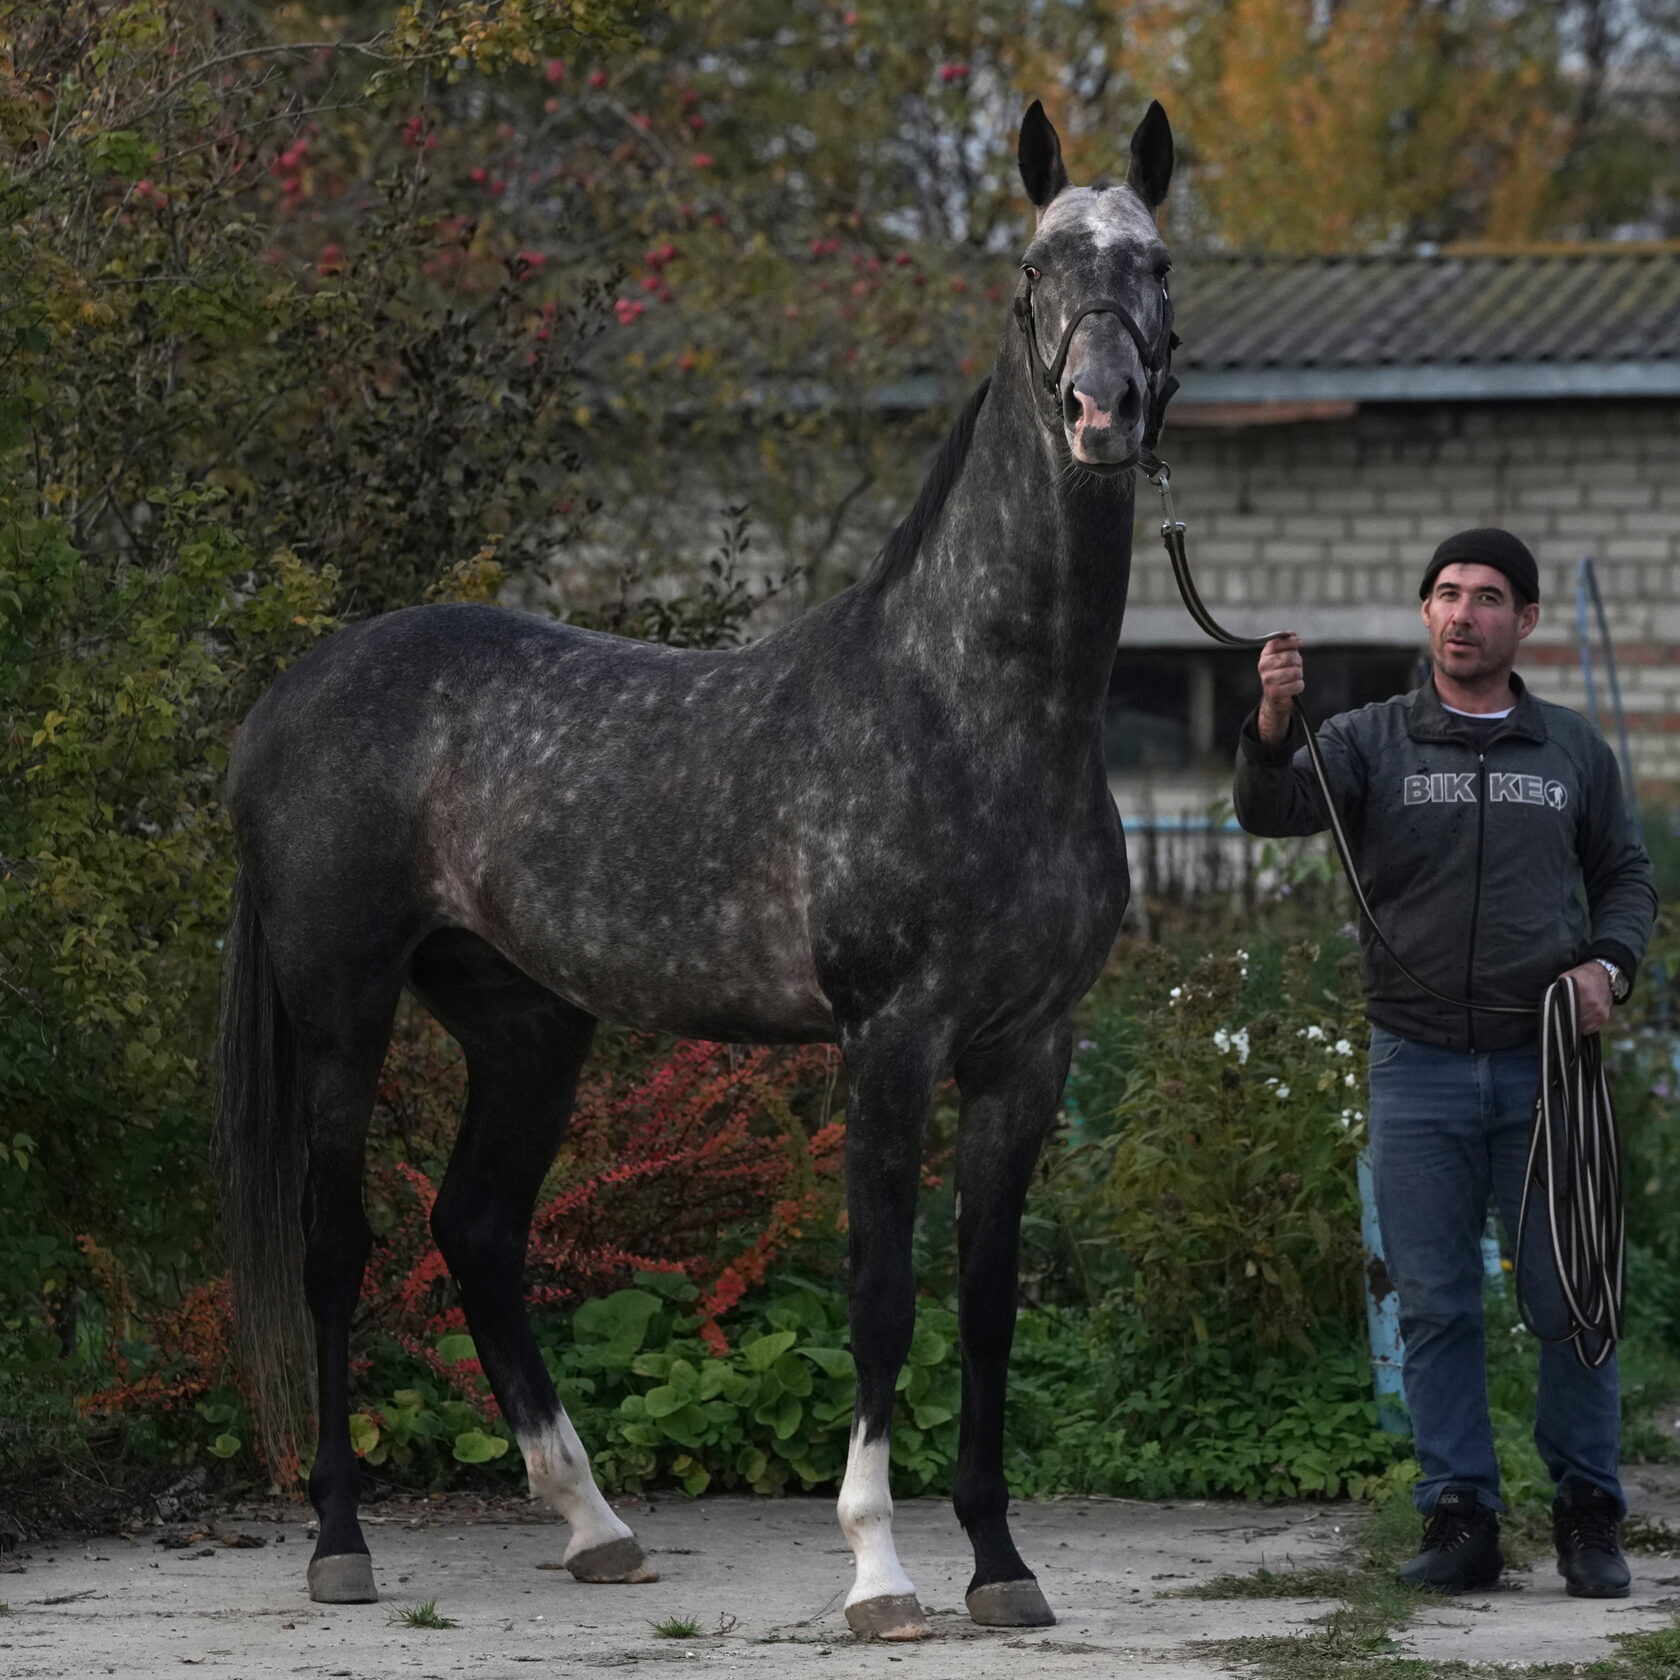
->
xmin=1045 ymin=933 xmax=1369 ymax=1362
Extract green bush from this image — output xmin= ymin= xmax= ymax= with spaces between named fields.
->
xmin=1044 ymin=932 xmax=1370 ymax=1359
xmin=339 ymin=1271 xmax=955 ymax=1498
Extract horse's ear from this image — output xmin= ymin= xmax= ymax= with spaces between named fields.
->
xmin=1018 ymin=100 xmax=1068 ymax=209
xmin=1125 ymin=100 xmax=1173 ymax=209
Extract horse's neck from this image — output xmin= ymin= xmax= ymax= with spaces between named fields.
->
xmin=881 ymin=346 xmax=1134 ymax=758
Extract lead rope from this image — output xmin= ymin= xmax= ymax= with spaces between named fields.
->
xmin=1143 ymin=460 xmax=1625 ymax=1368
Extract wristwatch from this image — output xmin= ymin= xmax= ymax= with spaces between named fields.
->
xmin=1593 ymin=958 xmax=1630 ymax=1003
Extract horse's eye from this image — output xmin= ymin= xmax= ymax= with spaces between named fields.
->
xmin=1022 ymin=264 xmax=1041 ymax=282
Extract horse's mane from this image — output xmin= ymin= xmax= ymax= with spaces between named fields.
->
xmin=864 ymin=376 xmax=990 ymax=592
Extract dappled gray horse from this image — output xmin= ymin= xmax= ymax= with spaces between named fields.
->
xmin=218 ymin=99 xmax=1176 ymax=1639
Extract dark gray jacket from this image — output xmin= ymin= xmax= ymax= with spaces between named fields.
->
xmin=1233 ymin=673 xmax=1658 ymax=1052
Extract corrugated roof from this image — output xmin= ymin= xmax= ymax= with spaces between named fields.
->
xmin=1175 ymin=249 xmax=1680 ymax=402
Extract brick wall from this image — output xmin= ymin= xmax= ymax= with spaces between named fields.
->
xmin=1126 ymin=399 xmax=1680 ymax=790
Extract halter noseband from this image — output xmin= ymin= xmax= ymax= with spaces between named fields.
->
xmin=1012 ymin=271 xmax=1182 ymax=465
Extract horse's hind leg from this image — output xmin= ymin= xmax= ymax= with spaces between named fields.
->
xmin=414 ymin=938 xmax=655 ymax=1585
xmin=949 ymin=1024 xmax=1070 ymax=1629
xmin=295 ymin=985 xmax=404 ymax=1605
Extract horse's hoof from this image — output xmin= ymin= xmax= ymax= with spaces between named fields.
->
xmin=566 ymin=1535 xmax=659 ymax=1584
xmin=308 ymin=1553 xmax=378 ymax=1604
xmin=845 ymin=1593 xmax=932 ymax=1640
xmin=967 ymin=1579 xmax=1055 ymax=1627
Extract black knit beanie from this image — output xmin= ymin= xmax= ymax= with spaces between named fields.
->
xmin=1418 ymin=528 xmax=1540 ymax=607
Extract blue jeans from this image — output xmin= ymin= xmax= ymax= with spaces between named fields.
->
xmin=1368 ymin=1027 xmax=1623 ymax=1517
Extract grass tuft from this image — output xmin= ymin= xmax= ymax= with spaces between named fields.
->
xmin=1173 ymin=1564 xmax=1367 ymax=1601
xmin=650 ymin=1613 xmax=704 ymax=1639
xmin=1614 ymin=1619 xmax=1680 ymax=1678
xmin=386 ymin=1599 xmax=458 ymax=1629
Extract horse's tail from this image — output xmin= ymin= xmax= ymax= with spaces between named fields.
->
xmin=214 ymin=870 xmax=312 ymax=1479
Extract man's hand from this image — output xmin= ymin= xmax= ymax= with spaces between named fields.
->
xmin=1560 ymin=961 xmax=1613 ymax=1036
xmin=1257 ymin=634 xmax=1303 ymax=747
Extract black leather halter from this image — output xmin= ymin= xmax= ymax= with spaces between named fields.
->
xmin=1012 ymin=270 xmax=1181 ymax=463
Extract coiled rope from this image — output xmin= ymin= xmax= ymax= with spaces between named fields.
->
xmin=1143 ymin=458 xmax=1625 ymax=1369
xmin=1517 ymin=977 xmax=1625 ymax=1366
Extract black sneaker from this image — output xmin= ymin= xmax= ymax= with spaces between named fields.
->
xmin=1554 ymin=1479 xmax=1631 ymax=1599
xmin=1396 ymin=1485 xmax=1504 ymax=1593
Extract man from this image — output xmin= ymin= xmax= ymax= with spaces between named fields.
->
xmin=1233 ymin=527 xmax=1657 ymax=1597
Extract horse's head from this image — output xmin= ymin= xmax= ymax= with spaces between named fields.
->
xmin=1015 ymin=100 xmax=1175 ymax=473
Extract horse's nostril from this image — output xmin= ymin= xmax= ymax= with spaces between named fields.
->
xmin=1117 ymin=378 xmax=1144 ymax=425
xmin=1062 ymin=384 xmax=1083 ymax=429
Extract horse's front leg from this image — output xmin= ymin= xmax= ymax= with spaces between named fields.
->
xmin=835 ymin=1020 xmax=947 ymax=1641
xmin=949 ymin=1023 xmax=1070 ymax=1628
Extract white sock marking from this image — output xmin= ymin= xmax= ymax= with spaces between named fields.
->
xmin=518 ymin=1412 xmax=635 ymax=1562
xmin=836 ymin=1427 xmax=915 ymax=1607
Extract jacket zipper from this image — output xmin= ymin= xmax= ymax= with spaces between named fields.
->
xmin=1464 ymin=750 xmax=1487 ymax=1052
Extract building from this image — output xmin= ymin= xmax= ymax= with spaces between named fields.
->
xmin=1114 ymin=247 xmax=1680 ymax=820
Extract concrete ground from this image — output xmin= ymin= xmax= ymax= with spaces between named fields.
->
xmin=2 ymin=1487 xmax=1677 ymax=1680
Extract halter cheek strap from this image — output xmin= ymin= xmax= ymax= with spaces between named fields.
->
xmin=1013 ymin=278 xmax=1181 ymax=459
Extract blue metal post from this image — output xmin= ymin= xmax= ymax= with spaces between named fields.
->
xmin=1357 ymin=1148 xmax=1407 ymax=1433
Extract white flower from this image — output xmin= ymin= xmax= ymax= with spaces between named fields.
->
xmin=1333 ymin=1038 xmax=1353 ymax=1057
xmin=1344 ymin=1072 xmax=1356 ymax=1087
xmin=1213 ymin=1027 xmax=1251 ymax=1063
xmin=1274 ymin=1084 xmax=1291 ymax=1100
xmin=1303 ymin=1024 xmax=1325 ymax=1042
xmin=1339 ymin=1109 xmax=1353 ymax=1128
